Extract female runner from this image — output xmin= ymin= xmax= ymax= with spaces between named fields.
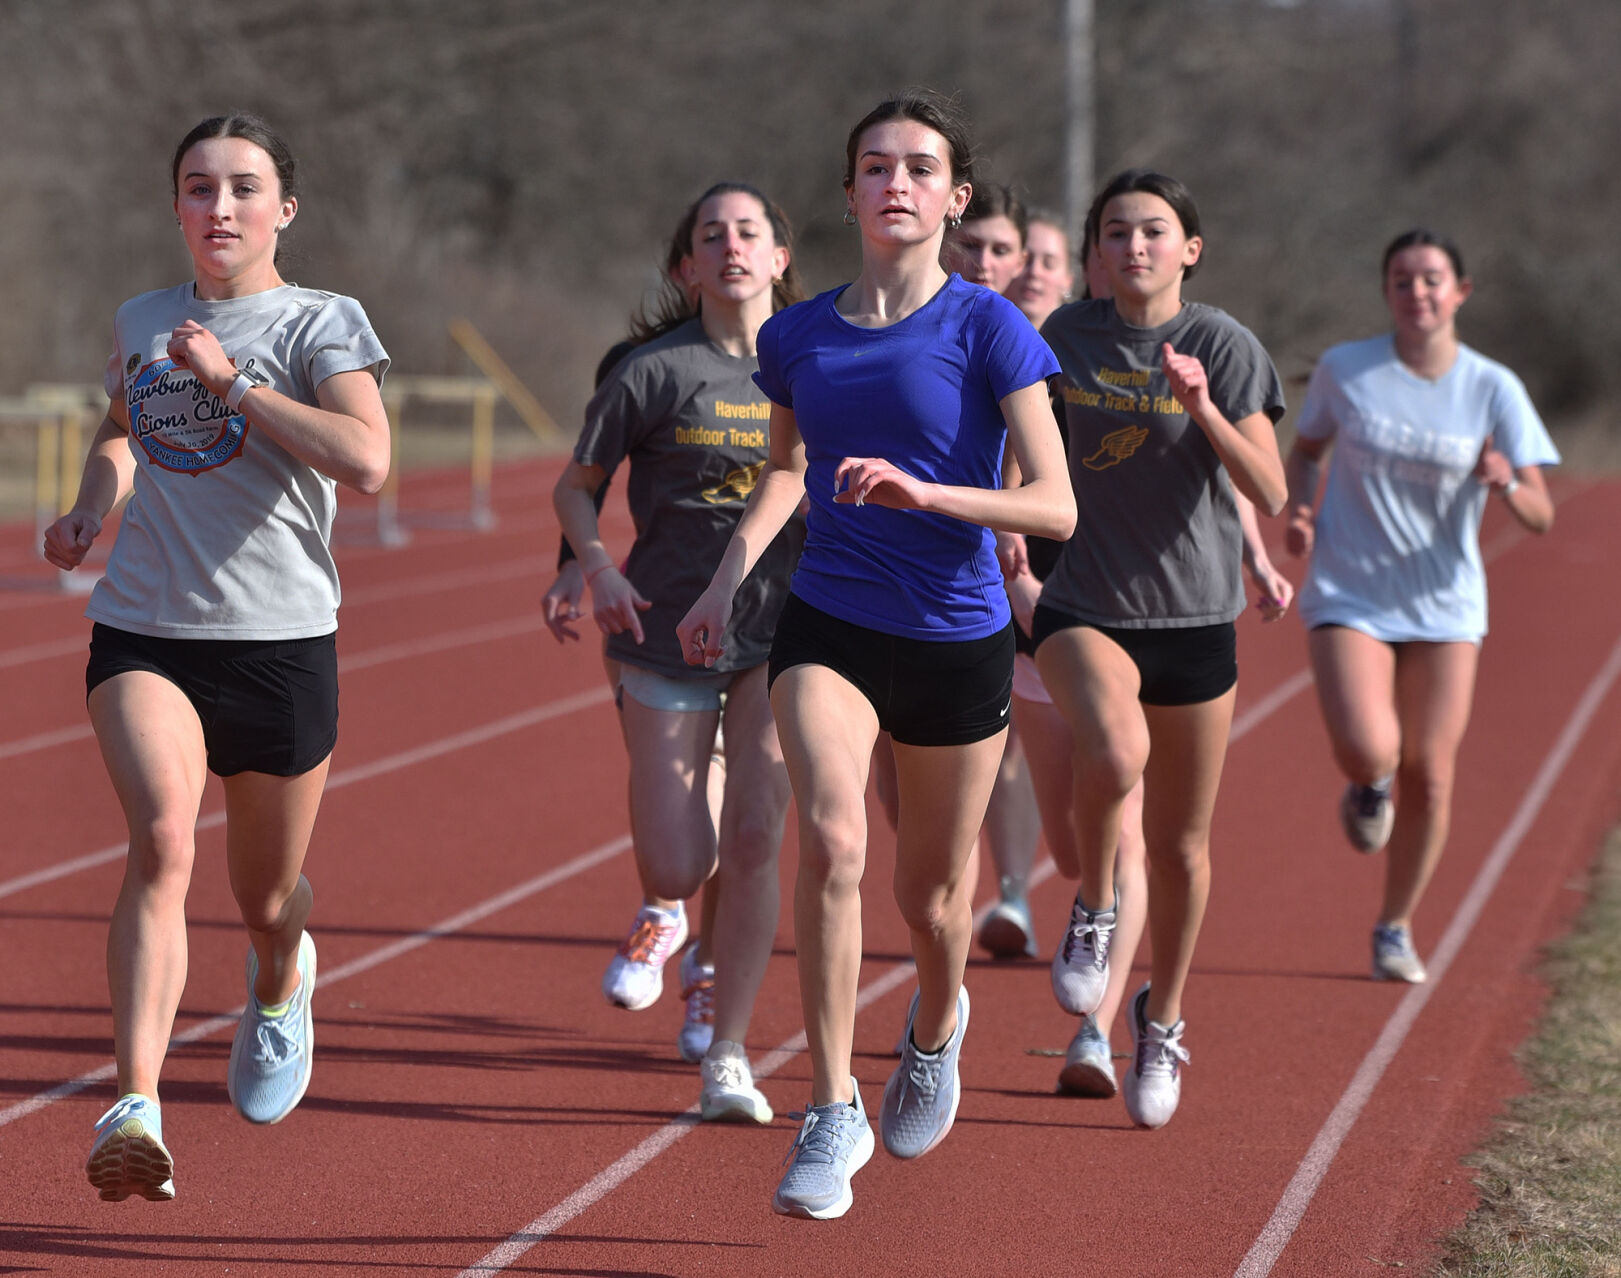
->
xmin=678 ymin=90 xmax=1074 ymax=1218
xmin=1033 ymin=169 xmax=1288 ymax=1128
xmin=44 ymin=113 xmax=391 ymax=1201
xmin=552 ymin=182 xmax=804 ymax=1120
xmin=1284 ymin=228 xmax=1556 ymax=982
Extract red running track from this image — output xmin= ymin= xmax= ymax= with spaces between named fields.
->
xmin=2 ymin=458 xmax=1619 ymax=1277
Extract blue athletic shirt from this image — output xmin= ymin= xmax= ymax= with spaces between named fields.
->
xmin=754 ymin=274 xmax=1059 ymax=641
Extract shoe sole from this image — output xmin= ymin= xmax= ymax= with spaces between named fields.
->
xmin=700 ymin=1091 xmax=773 ymax=1124
xmin=229 ymin=932 xmax=317 ymax=1125
xmin=978 ymin=909 xmax=1037 ymax=960
xmin=86 ymin=1119 xmax=175 ymax=1202
xmin=1371 ymin=964 xmax=1427 ymax=983
xmin=1057 ymin=1057 xmax=1118 ymax=1098
xmin=771 ymin=1125 xmax=875 ymax=1220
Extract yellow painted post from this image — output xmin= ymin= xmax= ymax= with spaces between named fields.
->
xmin=35 ymin=416 xmax=60 ymax=548
xmin=377 ymin=391 xmax=410 ymax=546
xmin=57 ymin=412 xmax=83 ymax=514
xmin=470 ymin=385 xmax=496 ymax=529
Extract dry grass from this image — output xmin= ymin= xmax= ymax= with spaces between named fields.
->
xmin=1436 ymin=828 xmax=1621 ymax=1277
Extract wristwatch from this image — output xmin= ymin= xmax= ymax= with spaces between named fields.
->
xmin=1500 ymin=476 xmax=1521 ymax=497
xmin=225 ymin=363 xmax=272 ymax=412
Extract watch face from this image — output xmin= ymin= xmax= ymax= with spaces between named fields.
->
xmin=238 ymin=360 xmax=272 ymax=388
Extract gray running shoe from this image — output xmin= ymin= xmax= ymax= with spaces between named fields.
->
xmin=979 ymin=877 xmax=1039 ymax=959
xmin=1051 ymin=893 xmax=1116 ymax=1015
xmin=772 ymin=1082 xmax=875 ymax=1220
xmin=85 ymin=1093 xmax=175 ymax=1202
xmin=228 ymin=930 xmax=317 ymax=1125
xmin=880 ymin=985 xmax=970 ymax=1159
xmin=1057 ymin=1013 xmax=1118 ymax=1098
xmin=677 ymin=945 xmax=715 ymax=1063
xmin=1371 ymin=923 xmax=1427 ymax=983
xmin=1122 ymin=982 xmax=1188 ymax=1130
xmin=1340 ymin=782 xmax=1394 ymax=854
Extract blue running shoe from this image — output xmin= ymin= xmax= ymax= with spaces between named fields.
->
xmin=228 ymin=930 xmax=317 ymax=1125
xmin=880 ymin=985 xmax=970 ymax=1159
xmin=86 ymin=1093 xmax=175 ymax=1202
xmin=1057 ymin=1013 xmax=1118 ymax=1098
xmin=772 ymin=1082 xmax=875 ymax=1220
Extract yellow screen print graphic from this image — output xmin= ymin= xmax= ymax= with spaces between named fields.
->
xmin=1083 ymin=425 xmax=1150 ymax=471
xmin=702 ymin=459 xmax=765 ymax=504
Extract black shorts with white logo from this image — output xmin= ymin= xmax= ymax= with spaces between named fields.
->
xmin=1030 ymin=606 xmax=1237 ymax=706
xmin=767 ymin=593 xmax=1014 ymax=747
xmin=86 ymin=623 xmax=339 ymax=777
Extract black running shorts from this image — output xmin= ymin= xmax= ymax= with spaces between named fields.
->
xmin=767 ymin=593 xmax=1014 ymax=747
xmin=86 ymin=623 xmax=339 ymax=777
xmin=1030 ymin=606 xmax=1237 ymax=707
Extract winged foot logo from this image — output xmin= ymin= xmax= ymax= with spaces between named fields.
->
xmin=126 ymin=358 xmax=248 ymax=474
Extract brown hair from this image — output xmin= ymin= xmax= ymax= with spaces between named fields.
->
xmin=843 ymin=88 xmax=976 ymax=190
xmin=171 ymin=113 xmax=296 ymax=200
xmin=1088 ymin=168 xmax=1203 ymax=280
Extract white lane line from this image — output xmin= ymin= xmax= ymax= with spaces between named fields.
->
xmin=0 ymin=636 xmax=85 ymax=668
xmin=0 ymin=834 xmax=631 ymax=1131
xmin=0 ymin=686 xmax=612 ymax=901
xmin=0 ymin=723 xmax=95 ymax=761
xmin=1233 ymin=627 xmax=1621 ymax=1278
xmin=455 ymin=861 xmax=1060 ymax=1277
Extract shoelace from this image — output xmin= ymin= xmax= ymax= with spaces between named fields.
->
xmin=707 ymin=1056 xmax=749 ymax=1090
xmin=1061 ymin=906 xmax=1112 ymax=969
xmin=896 ymin=1051 xmax=943 ymax=1108
xmin=620 ymin=916 xmax=678 ymax=964
xmin=1374 ymin=927 xmax=1413 ymax=959
xmin=253 ymin=1011 xmax=304 ymax=1066
xmin=781 ymin=1105 xmax=857 ymax=1168
xmin=1136 ymin=1027 xmax=1190 ymax=1079
xmin=1354 ymin=787 xmax=1389 ymax=818
xmin=683 ymin=974 xmax=716 ymax=1024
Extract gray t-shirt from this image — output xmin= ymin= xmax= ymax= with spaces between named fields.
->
xmin=88 ymin=283 xmax=388 ymax=640
xmin=1038 ymin=299 xmax=1285 ymax=628
xmin=573 ymin=318 xmax=802 ymax=676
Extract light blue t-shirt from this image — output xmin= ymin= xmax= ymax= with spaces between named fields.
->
xmin=1296 ymin=335 xmax=1559 ymax=642
xmin=755 ymin=275 xmax=1059 ymax=640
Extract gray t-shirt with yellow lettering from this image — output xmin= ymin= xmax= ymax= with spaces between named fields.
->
xmin=573 ymin=318 xmax=802 ymax=675
xmin=1038 ymin=299 xmax=1284 ymax=628
xmin=88 ymin=282 xmax=388 ymax=640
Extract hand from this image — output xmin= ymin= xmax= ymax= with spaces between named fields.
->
xmin=1474 ymin=435 xmax=1515 ymax=490
xmin=1284 ymin=508 xmax=1314 ymax=559
xmin=1161 ymin=343 xmax=1213 ymax=421
xmin=542 ymin=561 xmax=587 ymax=643
xmin=996 ymin=530 xmax=1029 ymax=580
xmin=833 ymin=456 xmax=932 ymax=511
xmin=1005 ymin=569 xmax=1042 ymax=638
xmin=1246 ymin=558 xmax=1294 ymax=623
xmin=587 ymin=565 xmax=652 ymax=644
xmin=42 ymin=510 xmax=101 ymax=571
xmin=676 ymin=585 xmax=735 ymax=669
xmin=166 ymin=320 xmax=234 ymax=396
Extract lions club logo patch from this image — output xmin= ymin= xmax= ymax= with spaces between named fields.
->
xmin=126 ymin=358 xmax=248 ymax=474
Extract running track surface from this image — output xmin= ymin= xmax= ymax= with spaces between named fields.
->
xmin=2 ymin=458 xmax=1618 ymax=1277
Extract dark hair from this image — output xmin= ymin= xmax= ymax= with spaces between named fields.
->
xmin=1380 ymin=227 xmax=1467 ymax=284
xmin=171 ymin=113 xmax=297 ymax=200
xmin=843 ymin=88 xmax=976 ymax=189
xmin=962 ymin=183 xmax=1028 ymax=246
xmin=1087 ymin=168 xmax=1202 ymax=280
xmin=629 ymin=182 xmax=803 ymax=344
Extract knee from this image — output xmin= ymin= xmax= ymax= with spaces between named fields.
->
xmin=125 ymin=816 xmax=195 ymax=887
xmin=800 ymin=814 xmax=866 ymax=894
xmin=1396 ymin=753 xmax=1456 ymax=812
xmin=1331 ymin=735 xmax=1400 ymax=785
xmin=892 ymin=880 xmax=963 ymax=941
xmin=236 ymin=887 xmax=298 ymax=935
xmin=1074 ymin=738 xmax=1144 ymax=801
xmin=1148 ymin=836 xmax=1209 ymax=881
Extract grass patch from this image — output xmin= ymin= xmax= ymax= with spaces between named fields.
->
xmin=1437 ymin=827 xmax=1621 ymax=1277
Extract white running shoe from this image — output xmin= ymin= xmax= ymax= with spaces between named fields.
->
xmin=700 ymin=1041 xmax=773 ymax=1124
xmin=1339 ymin=781 xmax=1394 ymax=853
xmin=677 ymin=945 xmax=716 ymax=1063
xmin=773 ymin=1082 xmax=875 ymax=1220
xmin=601 ymin=903 xmax=688 ymax=1011
xmin=1372 ymin=922 xmax=1427 ymax=983
xmin=979 ymin=877 xmax=1039 ymax=959
xmin=228 ymin=930 xmax=317 ymax=1125
xmin=1122 ymin=983 xmax=1188 ymax=1129
xmin=1057 ymin=1013 xmax=1118 ymax=1098
xmin=1050 ymin=892 xmax=1116 ymax=1016
xmin=86 ymin=1093 xmax=175 ymax=1202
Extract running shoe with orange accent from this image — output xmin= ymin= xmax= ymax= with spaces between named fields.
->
xmin=677 ymin=944 xmax=715 ymax=1062
xmin=601 ymin=902 xmax=688 ymax=1011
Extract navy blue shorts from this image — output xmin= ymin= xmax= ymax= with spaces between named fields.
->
xmin=768 ymin=594 xmax=1013 ymax=747
xmin=1030 ymin=606 xmax=1237 ymax=706
xmin=86 ymin=623 xmax=339 ymax=777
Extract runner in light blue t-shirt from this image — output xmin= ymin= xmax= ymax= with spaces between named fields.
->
xmin=1284 ymin=228 xmax=1558 ymax=986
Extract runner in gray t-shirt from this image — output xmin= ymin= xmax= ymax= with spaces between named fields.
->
xmin=42 ymin=115 xmax=392 ymax=1204
xmin=1031 ymin=170 xmax=1289 ymax=1132
xmin=551 ymin=183 xmax=804 ymax=1126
